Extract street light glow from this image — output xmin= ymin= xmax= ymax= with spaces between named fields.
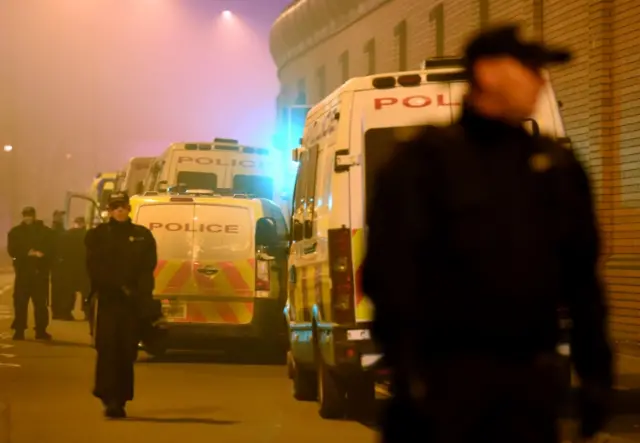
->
xmin=3 ymin=145 xmax=12 ymax=152
xmin=222 ymin=10 xmax=232 ymax=19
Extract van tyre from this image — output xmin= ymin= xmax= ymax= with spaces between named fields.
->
xmin=318 ymin=359 xmax=346 ymax=419
xmin=292 ymin=362 xmax=317 ymax=401
xmin=346 ymin=372 xmax=376 ymax=421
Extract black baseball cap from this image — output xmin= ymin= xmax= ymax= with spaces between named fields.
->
xmin=22 ymin=206 xmax=36 ymax=217
xmin=107 ymin=192 xmax=130 ymax=206
xmin=463 ymin=25 xmax=572 ymax=75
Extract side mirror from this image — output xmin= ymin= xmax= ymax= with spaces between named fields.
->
xmin=256 ymin=217 xmax=278 ymax=247
xmin=292 ymin=219 xmax=303 ymax=242
xmin=157 ymin=180 xmax=168 ymax=192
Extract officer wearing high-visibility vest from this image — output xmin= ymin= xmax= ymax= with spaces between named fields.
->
xmin=85 ymin=191 xmax=160 ymax=418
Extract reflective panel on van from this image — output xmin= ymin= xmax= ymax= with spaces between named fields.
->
xmin=135 ymin=203 xmax=199 ymax=297
xmin=191 ymin=204 xmax=256 ymax=325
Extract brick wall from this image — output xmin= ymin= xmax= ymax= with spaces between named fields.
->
xmin=270 ymin=0 xmax=640 ymax=345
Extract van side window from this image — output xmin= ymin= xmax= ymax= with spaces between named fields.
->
xmin=304 ymin=145 xmax=320 ymax=238
xmin=292 ymin=150 xmax=309 ymax=218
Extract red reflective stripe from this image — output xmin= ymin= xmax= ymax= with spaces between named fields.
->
xmin=186 ymin=303 xmax=206 ymax=323
xmin=247 ymin=258 xmax=255 ymax=268
xmin=154 ymin=260 xmax=168 ymax=278
xmin=355 ymin=264 xmax=364 ymax=305
xmin=220 ymin=261 xmax=250 ymax=291
xmin=217 ymin=303 xmax=238 ymax=323
xmin=164 ymin=261 xmax=192 ymax=293
xmin=245 ymin=302 xmax=254 ymax=315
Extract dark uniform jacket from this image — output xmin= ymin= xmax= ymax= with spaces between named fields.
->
xmin=62 ymin=228 xmax=88 ymax=272
xmin=61 ymin=227 xmax=90 ymax=285
xmin=363 ymin=106 xmax=612 ymax=389
xmin=85 ymin=218 xmax=158 ymax=317
xmin=7 ymin=221 xmax=53 ymax=278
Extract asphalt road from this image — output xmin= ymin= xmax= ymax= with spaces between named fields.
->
xmin=0 ymin=275 xmax=377 ymax=443
xmin=1 ymin=270 xmax=640 ymax=443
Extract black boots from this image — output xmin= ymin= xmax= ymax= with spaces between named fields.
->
xmin=35 ymin=331 xmax=52 ymax=340
xmin=104 ymin=402 xmax=127 ymax=419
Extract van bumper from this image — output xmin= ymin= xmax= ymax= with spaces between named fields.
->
xmin=317 ymin=323 xmax=382 ymax=375
xmin=161 ymin=298 xmax=286 ymax=349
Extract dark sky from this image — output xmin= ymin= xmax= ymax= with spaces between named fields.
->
xmin=0 ymin=0 xmax=290 ymax=232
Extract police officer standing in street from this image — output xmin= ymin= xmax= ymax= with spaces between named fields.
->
xmin=7 ymin=207 xmax=53 ymax=341
xmin=363 ymin=25 xmax=613 ymax=443
xmin=85 ymin=191 xmax=159 ymax=418
xmin=60 ymin=216 xmax=91 ymax=321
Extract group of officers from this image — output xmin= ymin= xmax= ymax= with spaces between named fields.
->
xmin=7 ymin=191 xmax=164 ymax=419
xmin=7 ymin=206 xmax=90 ymax=340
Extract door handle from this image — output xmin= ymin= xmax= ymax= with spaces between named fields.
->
xmin=197 ymin=266 xmax=219 ymax=276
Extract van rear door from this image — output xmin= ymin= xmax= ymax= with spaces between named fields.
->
xmin=134 ymin=202 xmax=198 ymax=320
xmin=190 ymin=203 xmax=256 ymax=325
xmin=350 ymin=82 xmax=461 ymax=322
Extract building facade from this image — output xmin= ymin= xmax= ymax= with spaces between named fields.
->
xmin=270 ymin=0 xmax=640 ymax=347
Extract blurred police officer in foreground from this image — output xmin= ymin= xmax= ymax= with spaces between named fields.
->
xmin=60 ymin=216 xmax=91 ymax=321
xmin=7 ymin=207 xmax=53 ymax=341
xmin=363 ymin=25 xmax=613 ymax=443
xmin=50 ymin=209 xmax=68 ymax=320
xmin=85 ymin=191 xmax=159 ymax=418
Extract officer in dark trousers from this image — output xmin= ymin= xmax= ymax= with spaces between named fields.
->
xmin=7 ymin=207 xmax=53 ymax=341
xmin=50 ymin=209 xmax=69 ymax=320
xmin=61 ymin=217 xmax=91 ymax=320
xmin=363 ymin=25 xmax=613 ymax=443
xmin=85 ymin=191 xmax=159 ymax=418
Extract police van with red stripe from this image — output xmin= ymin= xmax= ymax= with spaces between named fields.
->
xmin=84 ymin=189 xmax=288 ymax=357
xmin=286 ymin=57 xmax=572 ymax=419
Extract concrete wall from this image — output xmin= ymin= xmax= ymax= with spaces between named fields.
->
xmin=270 ymin=0 xmax=640 ymax=345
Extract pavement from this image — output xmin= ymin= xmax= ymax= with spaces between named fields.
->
xmin=0 ymin=269 xmax=639 ymax=443
xmin=0 ymin=274 xmax=376 ymax=443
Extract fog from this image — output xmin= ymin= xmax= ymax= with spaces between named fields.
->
xmin=0 ymin=0 xmax=290 ymax=237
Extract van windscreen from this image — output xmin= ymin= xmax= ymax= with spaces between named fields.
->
xmin=233 ymin=175 xmax=274 ymax=199
xmin=176 ymin=171 xmax=218 ymax=191
xmin=364 ymin=126 xmax=427 ymax=218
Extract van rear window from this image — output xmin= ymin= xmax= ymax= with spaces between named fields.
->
xmin=177 ymin=171 xmax=218 ymax=191
xmin=364 ymin=126 xmax=427 ymax=218
xmin=233 ymin=175 xmax=274 ymax=199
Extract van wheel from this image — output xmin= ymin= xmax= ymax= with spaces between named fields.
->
xmin=292 ymin=361 xmax=317 ymax=401
xmin=318 ymin=359 xmax=346 ymax=419
xmin=346 ymin=372 xmax=376 ymax=421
